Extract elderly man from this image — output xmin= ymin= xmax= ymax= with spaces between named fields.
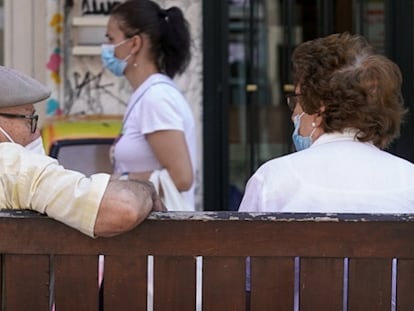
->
xmin=0 ymin=66 xmax=165 ymax=238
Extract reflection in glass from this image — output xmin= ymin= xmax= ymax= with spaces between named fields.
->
xmin=227 ymin=0 xmax=360 ymax=210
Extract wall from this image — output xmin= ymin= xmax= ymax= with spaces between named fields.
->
xmin=5 ymin=0 xmax=204 ymax=209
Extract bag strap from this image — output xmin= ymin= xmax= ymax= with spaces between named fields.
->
xmin=121 ymin=80 xmax=176 ymax=134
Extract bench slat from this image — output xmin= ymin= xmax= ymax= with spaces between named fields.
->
xmin=54 ymin=255 xmax=99 ymax=311
xmin=103 ymin=255 xmax=147 ymax=310
xmin=397 ymin=259 xmax=414 ymax=310
xmin=203 ymin=256 xmax=246 ymax=311
xmin=348 ymin=258 xmax=392 ymax=311
xmin=154 ymin=256 xmax=196 ymax=310
xmin=300 ymin=257 xmax=343 ymax=311
xmin=3 ymin=254 xmax=50 ymax=310
xmin=250 ymin=256 xmax=295 ymax=311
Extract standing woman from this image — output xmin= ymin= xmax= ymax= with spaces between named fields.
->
xmin=102 ymin=0 xmax=196 ymax=209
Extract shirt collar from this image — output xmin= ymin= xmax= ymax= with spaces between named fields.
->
xmin=311 ymin=128 xmax=365 ymax=148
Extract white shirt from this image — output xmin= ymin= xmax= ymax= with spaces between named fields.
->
xmin=113 ymin=73 xmax=197 ymax=208
xmin=239 ymin=130 xmax=414 ymax=213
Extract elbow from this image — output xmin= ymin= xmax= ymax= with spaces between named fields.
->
xmin=94 ymin=185 xmax=153 ymax=237
xmin=172 ymin=173 xmax=193 ymax=192
xmin=119 ymin=192 xmax=152 ymax=231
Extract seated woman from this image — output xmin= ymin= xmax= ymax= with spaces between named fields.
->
xmin=239 ymin=32 xmax=414 ymax=213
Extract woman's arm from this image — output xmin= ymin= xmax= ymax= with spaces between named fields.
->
xmin=121 ymin=130 xmax=193 ymax=191
xmin=146 ymin=129 xmax=193 ymax=191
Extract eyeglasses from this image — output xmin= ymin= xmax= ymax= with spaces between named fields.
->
xmin=285 ymin=93 xmax=302 ymax=111
xmin=0 ymin=113 xmax=39 ymax=133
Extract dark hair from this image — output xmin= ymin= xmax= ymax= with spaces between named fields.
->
xmin=292 ymin=32 xmax=406 ymax=149
xmin=110 ymin=0 xmax=191 ymax=78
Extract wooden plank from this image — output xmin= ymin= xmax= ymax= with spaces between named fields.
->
xmin=3 ymin=254 xmax=50 ymax=310
xmin=300 ymin=258 xmax=343 ymax=311
xmin=54 ymin=255 xmax=99 ymax=311
xmin=396 ymin=259 xmax=414 ymax=310
xmin=0 ymin=255 xmax=2 ymax=309
xmin=203 ymin=256 xmax=246 ymax=311
xmin=348 ymin=258 xmax=391 ymax=311
xmin=1 ymin=213 xmax=414 ymax=259
xmin=103 ymin=255 xmax=147 ymax=310
xmin=250 ymin=257 xmax=295 ymax=311
xmin=153 ymin=256 xmax=196 ymax=310
xmin=0 ymin=211 xmax=414 ymax=310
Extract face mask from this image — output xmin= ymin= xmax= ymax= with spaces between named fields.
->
xmin=0 ymin=126 xmax=46 ymax=155
xmin=25 ymin=136 xmax=46 ymax=155
xmin=0 ymin=126 xmax=15 ymax=143
xmin=101 ymin=39 xmax=132 ymax=77
xmin=292 ymin=112 xmax=316 ymax=151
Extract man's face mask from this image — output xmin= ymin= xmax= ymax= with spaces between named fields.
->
xmin=0 ymin=126 xmax=46 ymax=155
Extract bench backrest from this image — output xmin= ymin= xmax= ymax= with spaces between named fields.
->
xmin=2 ymin=210 xmax=414 ymax=310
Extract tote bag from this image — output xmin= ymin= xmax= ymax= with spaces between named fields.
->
xmin=149 ymin=169 xmax=193 ymax=211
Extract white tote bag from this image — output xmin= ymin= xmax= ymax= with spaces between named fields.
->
xmin=149 ymin=169 xmax=193 ymax=211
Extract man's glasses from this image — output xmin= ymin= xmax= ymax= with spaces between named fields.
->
xmin=0 ymin=113 xmax=39 ymax=133
xmin=285 ymin=93 xmax=302 ymax=111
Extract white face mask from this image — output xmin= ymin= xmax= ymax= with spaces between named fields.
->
xmin=0 ymin=126 xmax=46 ymax=155
xmin=0 ymin=126 xmax=15 ymax=143
xmin=25 ymin=136 xmax=46 ymax=155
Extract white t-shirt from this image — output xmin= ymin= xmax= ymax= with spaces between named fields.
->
xmin=239 ymin=130 xmax=414 ymax=213
xmin=113 ymin=73 xmax=197 ymax=208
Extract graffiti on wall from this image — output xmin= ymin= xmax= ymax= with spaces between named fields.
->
xmin=45 ymin=0 xmax=130 ymax=116
xmin=64 ymin=68 xmax=128 ymax=115
xmin=82 ymin=0 xmax=121 ymax=15
xmin=46 ymin=6 xmax=64 ymax=116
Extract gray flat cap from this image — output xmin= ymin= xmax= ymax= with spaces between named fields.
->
xmin=0 ymin=66 xmax=51 ymax=107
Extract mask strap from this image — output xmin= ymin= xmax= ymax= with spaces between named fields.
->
xmin=124 ymin=53 xmax=133 ymax=62
xmin=0 ymin=126 xmax=15 ymax=143
xmin=114 ymin=38 xmax=130 ymax=48
xmin=310 ymin=122 xmax=317 ymax=140
xmin=115 ymin=38 xmax=133 ymax=63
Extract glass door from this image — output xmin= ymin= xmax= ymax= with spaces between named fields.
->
xmin=203 ymin=0 xmax=413 ymax=211
xmin=227 ymin=0 xmax=355 ymax=210
xmin=228 ymin=0 xmax=289 ymax=210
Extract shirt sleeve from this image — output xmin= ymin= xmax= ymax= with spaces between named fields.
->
xmin=139 ymin=86 xmax=185 ymax=134
xmin=238 ymin=173 xmax=265 ymax=212
xmin=0 ymin=143 xmax=109 ymax=237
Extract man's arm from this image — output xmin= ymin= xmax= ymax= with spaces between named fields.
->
xmin=94 ymin=179 xmax=166 ymax=237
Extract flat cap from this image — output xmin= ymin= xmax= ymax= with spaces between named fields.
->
xmin=0 ymin=66 xmax=51 ymax=107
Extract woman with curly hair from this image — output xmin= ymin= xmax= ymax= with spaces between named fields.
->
xmin=239 ymin=32 xmax=414 ymax=213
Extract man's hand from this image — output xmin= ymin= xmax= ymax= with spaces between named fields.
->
xmin=136 ymin=180 xmax=167 ymax=212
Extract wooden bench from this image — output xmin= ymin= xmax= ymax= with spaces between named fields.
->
xmin=1 ymin=210 xmax=414 ymax=310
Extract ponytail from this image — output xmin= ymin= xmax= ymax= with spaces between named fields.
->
xmin=110 ymin=0 xmax=191 ymax=78
xmin=158 ymin=7 xmax=191 ymax=78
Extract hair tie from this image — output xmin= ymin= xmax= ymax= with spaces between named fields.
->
xmin=159 ymin=9 xmax=169 ymax=22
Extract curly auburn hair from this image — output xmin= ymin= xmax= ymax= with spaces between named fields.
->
xmin=292 ymin=32 xmax=406 ymax=149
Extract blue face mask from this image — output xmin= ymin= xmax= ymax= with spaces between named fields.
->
xmin=292 ymin=112 xmax=316 ymax=151
xmin=101 ymin=39 xmax=131 ymax=77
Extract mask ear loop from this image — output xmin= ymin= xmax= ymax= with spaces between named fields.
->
xmin=309 ymin=122 xmax=317 ymax=140
xmin=0 ymin=126 xmax=15 ymax=143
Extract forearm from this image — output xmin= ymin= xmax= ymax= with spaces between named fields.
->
xmin=94 ymin=179 xmax=161 ymax=237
